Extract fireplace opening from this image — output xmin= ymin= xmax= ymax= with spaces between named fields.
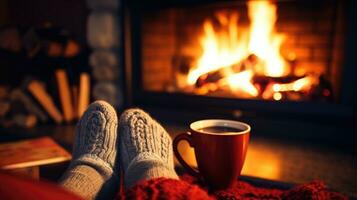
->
xmin=139 ymin=0 xmax=344 ymax=102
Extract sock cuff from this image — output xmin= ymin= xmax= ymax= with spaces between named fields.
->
xmin=124 ymin=155 xmax=179 ymax=188
xmin=61 ymin=165 xmax=104 ymax=185
xmin=71 ymin=155 xmax=116 ymax=180
xmin=125 ymin=152 xmax=173 ymax=174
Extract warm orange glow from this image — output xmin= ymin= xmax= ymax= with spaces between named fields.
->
xmin=187 ymin=0 xmax=287 ymax=90
xmin=273 ymin=92 xmax=282 ymax=101
xmin=221 ymin=70 xmax=259 ymax=97
xmin=242 ymin=144 xmax=281 ymax=180
xmin=248 ymin=1 xmax=287 ymax=77
xmin=187 ymin=12 xmax=248 ymax=85
xmin=273 ymin=76 xmax=316 ymax=93
xmin=260 ymin=76 xmax=317 ymax=100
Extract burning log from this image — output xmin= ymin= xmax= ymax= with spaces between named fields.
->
xmin=253 ymin=74 xmax=306 ymax=95
xmin=259 ymin=74 xmax=333 ymax=101
xmin=253 ymin=75 xmax=305 ymax=85
xmin=195 ymin=54 xmax=259 ymax=87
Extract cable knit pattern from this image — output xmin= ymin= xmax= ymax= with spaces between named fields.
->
xmin=60 ymin=100 xmax=119 ymax=200
xmin=119 ymin=108 xmax=178 ymax=188
xmin=72 ymin=101 xmax=118 ymax=170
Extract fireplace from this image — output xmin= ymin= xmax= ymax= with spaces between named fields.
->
xmin=123 ymin=0 xmax=357 ymax=117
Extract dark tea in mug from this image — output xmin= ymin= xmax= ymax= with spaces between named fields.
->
xmin=198 ymin=126 xmax=243 ymax=133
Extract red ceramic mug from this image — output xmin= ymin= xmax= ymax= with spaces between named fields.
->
xmin=173 ymin=119 xmax=250 ymax=189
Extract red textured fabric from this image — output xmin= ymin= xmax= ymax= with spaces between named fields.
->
xmin=0 ymin=171 xmax=83 ymax=200
xmin=121 ymin=177 xmax=213 ymax=200
xmin=121 ymin=175 xmax=348 ymax=200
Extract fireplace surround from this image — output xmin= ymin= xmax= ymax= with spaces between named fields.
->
xmin=123 ymin=0 xmax=357 ymax=120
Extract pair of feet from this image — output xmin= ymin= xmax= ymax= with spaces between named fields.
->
xmin=68 ymin=101 xmax=177 ymax=192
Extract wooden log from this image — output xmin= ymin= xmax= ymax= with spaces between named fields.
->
xmin=195 ymin=54 xmax=259 ymax=87
xmin=27 ymin=80 xmax=63 ymax=124
xmin=77 ymin=73 xmax=90 ymax=119
xmin=55 ymin=69 xmax=74 ymax=123
xmin=253 ymin=75 xmax=305 ymax=85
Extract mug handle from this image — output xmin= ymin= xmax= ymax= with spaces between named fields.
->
xmin=173 ymin=132 xmax=200 ymax=178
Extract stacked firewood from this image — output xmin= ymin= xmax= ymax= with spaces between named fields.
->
xmin=0 ymin=25 xmax=90 ymax=128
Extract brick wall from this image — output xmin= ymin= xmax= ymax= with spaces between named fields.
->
xmin=141 ymin=9 xmax=177 ymax=91
xmin=276 ymin=2 xmax=338 ymax=77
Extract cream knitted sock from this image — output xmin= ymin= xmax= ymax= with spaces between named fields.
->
xmin=119 ymin=108 xmax=178 ymax=189
xmin=59 ymin=100 xmax=119 ymax=200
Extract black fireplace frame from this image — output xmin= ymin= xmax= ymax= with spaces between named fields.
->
xmin=122 ymin=0 xmax=357 ymax=120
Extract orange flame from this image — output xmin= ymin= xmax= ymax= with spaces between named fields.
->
xmin=248 ymin=1 xmax=287 ymax=77
xmin=187 ymin=13 xmax=248 ymax=85
xmin=273 ymin=76 xmax=316 ymax=92
xmin=187 ymin=0 xmax=289 ymax=96
xmin=221 ymin=70 xmax=259 ymax=97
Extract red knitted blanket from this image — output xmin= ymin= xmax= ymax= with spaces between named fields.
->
xmin=121 ymin=175 xmax=348 ymax=200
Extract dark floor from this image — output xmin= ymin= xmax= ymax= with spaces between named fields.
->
xmin=1 ymin=121 xmax=357 ymax=198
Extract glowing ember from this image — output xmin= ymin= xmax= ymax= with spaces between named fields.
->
xmin=221 ymin=70 xmax=258 ymax=97
xmin=273 ymin=92 xmax=282 ymax=101
xmin=261 ymin=76 xmax=317 ymax=101
xmin=273 ymin=76 xmax=316 ymax=93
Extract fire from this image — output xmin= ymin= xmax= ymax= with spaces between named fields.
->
xmin=188 ymin=0 xmax=287 ymax=88
xmin=262 ymin=76 xmax=317 ymax=100
xmin=221 ymin=70 xmax=258 ymax=97
xmin=184 ymin=0 xmax=321 ymax=101
xmin=272 ymin=76 xmax=316 ymax=93
xmin=247 ymin=1 xmax=287 ymax=77
xmin=187 ymin=12 xmax=247 ymax=85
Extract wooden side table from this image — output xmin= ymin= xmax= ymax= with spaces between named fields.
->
xmin=0 ymin=137 xmax=71 ymax=179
